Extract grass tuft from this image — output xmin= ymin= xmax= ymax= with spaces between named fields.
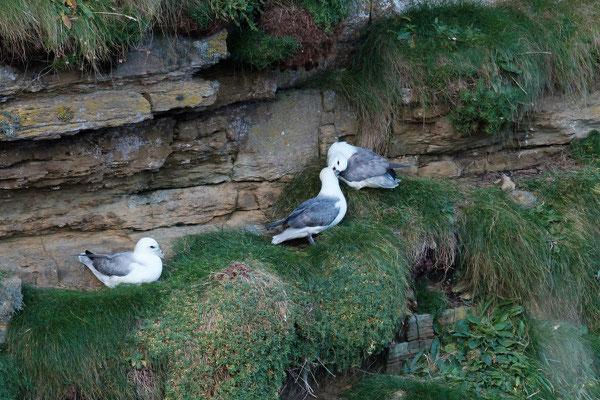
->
xmin=572 ymin=130 xmax=600 ymax=167
xmin=229 ymin=28 xmax=299 ymax=69
xmin=456 ymin=188 xmax=551 ymax=308
xmin=342 ymin=374 xmax=474 ymax=400
xmin=0 ymin=352 xmax=21 ymax=400
xmin=6 ymin=284 xmax=164 ymax=399
xmin=139 ymin=264 xmax=297 ymax=400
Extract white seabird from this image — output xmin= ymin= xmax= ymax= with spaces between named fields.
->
xmin=78 ymin=237 xmax=164 ymax=288
xmin=268 ymin=166 xmax=347 ymax=245
xmin=327 ymin=141 xmax=412 ymax=190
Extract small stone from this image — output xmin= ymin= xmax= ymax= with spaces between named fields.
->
xmin=388 ymin=342 xmax=410 ymax=364
xmin=391 ymin=390 xmax=406 ymax=399
xmin=236 ymin=190 xmax=259 ymax=210
xmin=509 ymin=190 xmax=537 ymax=207
xmin=438 ymin=306 xmax=472 ymax=327
xmin=406 ymin=314 xmax=434 ymax=342
xmin=500 ymin=174 xmax=516 ymax=191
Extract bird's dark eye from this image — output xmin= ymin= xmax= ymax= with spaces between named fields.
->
xmin=150 ymin=245 xmax=156 ymax=249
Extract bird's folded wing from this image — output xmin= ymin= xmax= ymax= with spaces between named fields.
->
xmin=287 ymin=197 xmax=340 ymax=228
xmin=86 ymin=252 xmax=135 ymax=277
xmin=343 ymin=148 xmax=390 ymax=182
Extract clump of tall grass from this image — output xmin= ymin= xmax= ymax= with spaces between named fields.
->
xmin=456 ymin=188 xmax=552 ymax=309
xmin=6 ymin=284 xmax=164 ymax=399
xmin=329 ymin=0 xmax=600 ymax=150
xmin=572 ymin=130 xmax=600 ymax=167
xmin=0 ymin=0 xmax=263 ymax=70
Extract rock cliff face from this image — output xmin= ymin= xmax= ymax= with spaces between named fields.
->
xmin=1 ymin=30 xmax=599 ymax=288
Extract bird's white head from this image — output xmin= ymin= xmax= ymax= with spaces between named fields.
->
xmin=318 ymin=166 xmax=343 ymax=198
xmin=327 ymin=142 xmax=356 ymax=174
xmin=319 ymin=166 xmax=338 ymax=183
xmin=134 ymin=237 xmax=164 ymax=258
xmin=328 ymin=153 xmax=348 ymax=175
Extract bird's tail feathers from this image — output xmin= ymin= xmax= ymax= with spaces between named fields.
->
xmin=271 ymin=234 xmax=285 ymax=244
xmin=271 ymin=230 xmax=296 ymax=244
xmin=78 ymin=254 xmax=93 ymax=266
xmin=389 ymin=163 xmax=413 ymax=169
xmin=266 ymin=218 xmax=286 ymax=231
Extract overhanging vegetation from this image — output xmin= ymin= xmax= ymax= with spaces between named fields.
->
xmin=327 ymin=0 xmax=600 ymax=150
xmin=0 ymin=0 xmax=352 ymax=70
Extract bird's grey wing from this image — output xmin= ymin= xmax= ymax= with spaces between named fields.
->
xmin=85 ymin=251 xmax=135 ymax=277
xmin=342 ymin=148 xmax=390 ymax=182
xmin=287 ymin=197 xmax=340 ymax=228
xmin=267 ymin=198 xmax=319 ymax=230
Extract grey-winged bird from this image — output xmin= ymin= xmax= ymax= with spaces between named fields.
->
xmin=78 ymin=237 xmax=164 ymax=288
xmin=267 ymin=166 xmax=347 ymax=245
xmin=327 ymin=141 xmax=411 ymax=190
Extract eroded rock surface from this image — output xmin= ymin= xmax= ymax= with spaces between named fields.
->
xmin=0 ymin=275 xmax=22 ymax=343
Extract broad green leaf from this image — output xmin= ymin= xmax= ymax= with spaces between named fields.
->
xmin=468 ymin=337 xmax=479 ymax=349
xmin=518 ymin=320 xmax=525 ymax=336
xmin=397 ymin=31 xmax=411 ymax=40
xmin=466 ymin=313 xmax=481 ymax=325
xmin=410 ymin=348 xmax=425 ymax=371
xmin=482 ymin=353 xmax=492 ymax=366
xmin=430 ymin=337 xmax=440 ymax=360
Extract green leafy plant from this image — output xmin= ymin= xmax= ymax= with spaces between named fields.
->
xmin=449 ymin=80 xmax=523 ymax=136
xmin=408 ymin=301 xmax=552 ymax=399
xmin=299 ymin=0 xmax=352 ymax=33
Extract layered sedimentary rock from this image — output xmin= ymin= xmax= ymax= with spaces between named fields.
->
xmin=1 ymin=29 xmax=600 ymax=288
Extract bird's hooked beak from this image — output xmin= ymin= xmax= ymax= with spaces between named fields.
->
xmin=332 ymin=166 xmax=341 ymax=176
xmin=158 ymin=248 xmax=165 ymax=258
